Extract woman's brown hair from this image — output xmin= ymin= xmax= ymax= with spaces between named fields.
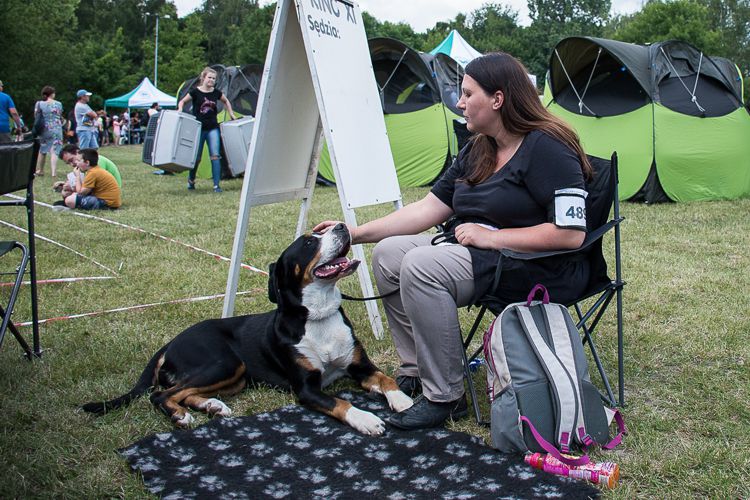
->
xmin=41 ymin=86 xmax=55 ymax=99
xmin=462 ymin=52 xmax=592 ymax=185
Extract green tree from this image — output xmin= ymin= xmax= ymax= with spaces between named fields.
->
xmin=225 ymin=3 xmax=276 ymax=65
xmin=200 ymin=0 xmax=261 ymax=63
xmin=362 ymin=12 xmax=423 ymax=49
xmin=528 ymin=0 xmax=611 ymax=26
xmin=361 ymin=11 xmax=380 ymax=36
xmin=79 ymin=27 xmax=135 ymax=108
xmin=524 ymin=0 xmax=611 ymax=83
xmin=141 ymin=13 xmax=208 ymax=94
xmin=613 ymin=0 xmax=721 ymax=52
xmin=76 ymin=0 xmax=169 ymax=68
xmin=422 ymin=16 xmax=469 ymax=53
xmin=0 ymin=0 xmax=201 ymax=117
xmin=698 ymin=0 xmax=750 ymax=76
xmin=0 ymin=0 xmax=81 ymax=118
xmin=466 ymin=4 xmax=523 ymax=56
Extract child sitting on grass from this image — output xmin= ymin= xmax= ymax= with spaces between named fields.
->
xmin=63 ymin=148 xmax=121 ymax=210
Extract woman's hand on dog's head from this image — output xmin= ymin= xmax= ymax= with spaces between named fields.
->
xmin=313 ymin=220 xmax=338 ymax=233
xmin=313 ymin=221 xmax=356 ymax=240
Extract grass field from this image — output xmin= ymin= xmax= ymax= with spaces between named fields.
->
xmin=0 ymin=144 xmax=748 ymax=498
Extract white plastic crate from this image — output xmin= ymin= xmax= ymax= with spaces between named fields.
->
xmin=151 ymin=110 xmax=201 ymax=172
xmin=220 ymin=116 xmax=255 ymax=176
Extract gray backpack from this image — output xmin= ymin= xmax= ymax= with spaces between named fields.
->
xmin=484 ymin=285 xmax=625 ymax=464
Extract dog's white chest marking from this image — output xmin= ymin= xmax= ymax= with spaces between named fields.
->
xmin=301 ymin=281 xmax=341 ymax=320
xmin=296 ymin=313 xmax=355 ymax=376
xmin=298 ymin=280 xmax=354 ymax=376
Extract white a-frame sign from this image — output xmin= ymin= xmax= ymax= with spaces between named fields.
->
xmin=223 ymin=0 xmax=402 ymax=339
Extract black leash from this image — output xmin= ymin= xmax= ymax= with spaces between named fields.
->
xmin=430 ymin=231 xmax=457 ymax=245
xmin=341 ymin=222 xmax=459 ymax=302
xmin=341 ymin=289 xmax=398 ymax=302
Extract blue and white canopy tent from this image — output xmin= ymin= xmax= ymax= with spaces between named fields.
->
xmin=430 ymin=30 xmax=537 ymax=87
xmin=104 ymin=77 xmax=177 ymax=109
xmin=105 ymin=77 xmax=177 ymax=150
xmin=430 ymin=29 xmax=482 ymax=68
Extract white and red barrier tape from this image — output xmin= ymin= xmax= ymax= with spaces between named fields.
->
xmin=0 ymin=219 xmax=119 ymax=274
xmin=0 ymin=276 xmax=114 ymax=287
xmin=3 ymin=195 xmax=267 ymax=276
xmin=2 ymin=194 xmax=271 ymax=327
xmin=15 ymin=288 xmax=264 ymax=328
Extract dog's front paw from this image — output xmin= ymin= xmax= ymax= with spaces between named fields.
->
xmin=385 ymin=390 xmax=413 ymax=413
xmin=345 ymin=406 xmax=386 ymax=436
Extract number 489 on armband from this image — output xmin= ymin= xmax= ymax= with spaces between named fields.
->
xmin=565 ymin=206 xmax=586 ymax=219
xmin=554 ymin=188 xmax=588 ymax=229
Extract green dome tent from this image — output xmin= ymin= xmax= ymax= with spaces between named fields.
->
xmin=318 ymin=37 xmax=463 ymax=187
xmin=547 ymin=36 xmax=750 ymax=202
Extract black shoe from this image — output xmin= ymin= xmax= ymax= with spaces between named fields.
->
xmin=396 ymin=375 xmax=422 ymax=398
xmin=387 ymin=394 xmax=468 ymax=430
xmin=53 ymin=200 xmax=66 ymax=206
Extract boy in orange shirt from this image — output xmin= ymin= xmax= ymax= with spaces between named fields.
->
xmin=64 ymin=148 xmax=121 ymax=210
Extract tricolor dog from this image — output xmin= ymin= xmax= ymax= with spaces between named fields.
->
xmin=81 ymin=224 xmax=412 ymax=435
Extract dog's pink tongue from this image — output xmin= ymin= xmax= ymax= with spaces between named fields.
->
xmin=314 ymin=257 xmax=350 ymax=278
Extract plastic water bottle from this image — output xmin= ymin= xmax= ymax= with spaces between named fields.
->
xmin=524 ymin=452 xmax=620 ymax=488
xmin=468 ymin=357 xmax=484 ymax=373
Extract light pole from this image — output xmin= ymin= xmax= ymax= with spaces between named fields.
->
xmin=148 ymin=13 xmax=171 ymax=87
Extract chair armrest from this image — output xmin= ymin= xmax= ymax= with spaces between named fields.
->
xmin=500 ymin=217 xmax=624 ymax=261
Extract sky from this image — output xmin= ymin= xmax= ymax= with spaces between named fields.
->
xmin=173 ymin=0 xmax=645 ymax=31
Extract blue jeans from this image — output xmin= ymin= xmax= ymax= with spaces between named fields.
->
xmin=77 ymin=130 xmax=99 ymax=149
xmin=75 ymin=194 xmax=108 ymax=210
xmin=190 ymin=127 xmax=222 ymax=187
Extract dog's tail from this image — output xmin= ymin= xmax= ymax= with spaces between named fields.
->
xmin=80 ymin=344 xmax=169 ymax=415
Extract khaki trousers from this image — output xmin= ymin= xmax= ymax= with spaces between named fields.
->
xmin=372 ymin=234 xmax=475 ymax=402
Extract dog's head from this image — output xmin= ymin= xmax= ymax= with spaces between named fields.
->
xmin=268 ymin=223 xmax=360 ymax=309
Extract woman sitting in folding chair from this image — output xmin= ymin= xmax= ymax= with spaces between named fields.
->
xmin=314 ymin=52 xmax=593 ymax=430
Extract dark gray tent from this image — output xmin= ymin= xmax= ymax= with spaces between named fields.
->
xmin=318 ymin=37 xmax=463 ymax=187
xmin=547 ymin=37 xmax=750 ymax=202
xmin=369 ymin=38 xmax=462 ymax=114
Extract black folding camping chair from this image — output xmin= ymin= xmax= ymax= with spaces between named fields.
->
xmin=460 ymin=152 xmax=625 ymax=425
xmin=0 ymin=140 xmax=41 ymax=359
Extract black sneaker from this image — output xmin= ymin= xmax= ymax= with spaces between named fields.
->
xmin=386 ymin=394 xmax=468 ymax=430
xmin=396 ymin=375 xmax=422 ymax=398
xmin=53 ymin=200 xmax=66 ymax=206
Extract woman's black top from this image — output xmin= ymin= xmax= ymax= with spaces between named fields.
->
xmin=430 ymin=130 xmax=590 ymax=307
xmin=189 ymin=88 xmax=223 ymax=130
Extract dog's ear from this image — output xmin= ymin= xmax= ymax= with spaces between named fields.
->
xmin=267 ymin=262 xmax=278 ymax=304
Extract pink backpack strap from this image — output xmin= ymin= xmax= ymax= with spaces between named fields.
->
xmin=601 ymin=410 xmax=627 ymax=450
xmin=520 ymin=416 xmax=590 ymax=467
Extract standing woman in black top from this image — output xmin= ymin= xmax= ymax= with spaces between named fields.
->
xmin=314 ymin=52 xmax=593 ymax=430
xmin=178 ymin=67 xmax=236 ymax=192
